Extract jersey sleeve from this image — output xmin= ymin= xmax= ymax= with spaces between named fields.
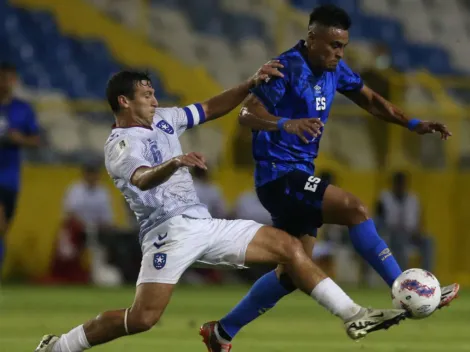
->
xmin=250 ymin=70 xmax=289 ymax=110
xmin=10 ymin=103 xmax=40 ymax=135
xmin=336 ymin=60 xmax=364 ymax=94
xmin=106 ymin=136 xmax=152 ymax=182
xmin=160 ymin=104 xmax=206 ymax=136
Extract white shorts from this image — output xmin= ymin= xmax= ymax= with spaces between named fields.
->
xmin=137 ymin=215 xmax=264 ymax=285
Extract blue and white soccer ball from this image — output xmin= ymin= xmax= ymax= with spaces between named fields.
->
xmin=391 ymin=268 xmax=441 ymax=319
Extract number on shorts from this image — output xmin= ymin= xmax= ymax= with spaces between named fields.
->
xmin=304 ymin=176 xmax=321 ymax=192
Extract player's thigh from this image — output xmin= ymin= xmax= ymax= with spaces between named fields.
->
xmin=137 ymin=216 xmax=209 ymax=286
xmin=321 ymin=184 xmax=369 ymax=225
xmin=198 ymin=218 xmax=265 ymax=268
xmin=243 ymin=225 xmax=305 ymax=265
xmin=257 ymin=170 xmax=328 ymax=237
xmin=129 ymin=282 xmax=175 ymax=330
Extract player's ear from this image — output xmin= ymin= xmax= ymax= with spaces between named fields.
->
xmin=306 ymin=30 xmax=315 ymax=50
xmin=118 ymin=95 xmax=130 ymax=110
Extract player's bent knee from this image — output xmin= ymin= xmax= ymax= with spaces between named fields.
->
xmin=346 ymin=195 xmax=369 ymax=225
xmin=280 ymin=235 xmax=305 ymax=263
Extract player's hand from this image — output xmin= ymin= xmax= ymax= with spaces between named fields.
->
xmin=6 ymin=129 xmax=26 ymax=145
xmin=174 ymin=152 xmax=207 ymax=170
xmin=414 ymin=121 xmax=452 ymax=140
xmin=282 ymin=118 xmax=324 ymax=144
xmin=251 ymin=60 xmax=284 ymax=86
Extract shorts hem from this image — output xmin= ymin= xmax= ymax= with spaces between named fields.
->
xmin=238 ymin=223 xmax=265 ymax=266
xmin=136 ymin=278 xmax=179 ymax=286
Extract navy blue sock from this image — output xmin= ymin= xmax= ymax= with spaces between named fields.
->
xmin=219 ymin=270 xmax=295 ymax=339
xmin=349 ymin=219 xmax=402 ymax=287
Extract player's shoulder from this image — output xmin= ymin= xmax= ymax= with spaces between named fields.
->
xmin=276 ymin=47 xmax=304 ymax=69
xmin=104 ymin=129 xmax=142 ymax=160
xmin=379 ymin=189 xmax=393 ymax=200
xmin=154 ymin=106 xmax=183 ymax=121
xmin=10 ymin=98 xmax=34 ymax=111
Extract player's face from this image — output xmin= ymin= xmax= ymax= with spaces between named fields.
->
xmin=306 ymin=25 xmax=349 ymax=71
xmin=84 ymin=170 xmax=99 ymax=187
xmin=121 ymin=80 xmax=158 ymax=126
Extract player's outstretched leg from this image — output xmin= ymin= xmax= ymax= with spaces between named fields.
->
xmin=322 ymin=184 xmax=459 ymax=306
xmin=200 ymin=226 xmax=407 ymax=351
xmin=34 ymin=283 xmax=174 ymax=352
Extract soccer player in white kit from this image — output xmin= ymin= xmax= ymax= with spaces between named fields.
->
xmin=35 ymin=63 xmax=408 ymax=352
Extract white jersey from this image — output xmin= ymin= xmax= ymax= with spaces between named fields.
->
xmin=104 ymin=104 xmax=211 ymax=243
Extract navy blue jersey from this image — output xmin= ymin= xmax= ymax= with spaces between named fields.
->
xmin=0 ymin=98 xmax=39 ymax=192
xmin=250 ymin=40 xmax=363 ymax=187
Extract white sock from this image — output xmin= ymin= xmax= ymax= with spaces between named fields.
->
xmin=52 ymin=325 xmax=91 ymax=352
xmin=310 ymin=278 xmax=362 ymax=321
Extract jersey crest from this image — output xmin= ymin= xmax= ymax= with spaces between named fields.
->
xmin=156 ymin=120 xmax=174 ymax=134
xmin=153 ymin=253 xmax=167 ymax=270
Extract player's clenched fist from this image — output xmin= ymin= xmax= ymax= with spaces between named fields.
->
xmin=281 ymin=118 xmax=324 ymax=144
xmin=174 ymin=152 xmax=207 ymax=170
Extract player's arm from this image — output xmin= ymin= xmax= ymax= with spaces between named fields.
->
xmin=343 ymin=85 xmax=452 ymax=140
xmin=239 ymin=94 xmax=323 ymax=144
xmin=6 ymin=129 xmax=40 ymax=147
xmin=131 ymin=152 xmax=207 ymax=191
xmin=200 ymin=60 xmax=284 ymax=122
xmin=5 ymin=104 xmax=41 ymax=147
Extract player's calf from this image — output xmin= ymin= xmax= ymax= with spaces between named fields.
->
xmin=245 ymin=226 xmax=327 ymax=293
xmin=321 ymin=185 xmax=403 ymax=287
xmin=36 ymin=283 xmax=174 ymax=352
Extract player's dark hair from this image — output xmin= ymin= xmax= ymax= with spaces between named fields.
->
xmin=0 ymin=62 xmax=17 ymax=72
xmin=106 ymin=70 xmax=152 ymax=113
xmin=308 ymin=4 xmax=351 ymax=30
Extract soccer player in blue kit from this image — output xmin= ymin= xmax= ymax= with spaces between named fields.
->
xmin=201 ymin=5 xmax=459 ymax=351
xmin=0 ymin=62 xmax=40 ymax=275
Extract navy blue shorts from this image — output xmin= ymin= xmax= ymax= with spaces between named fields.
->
xmin=0 ymin=186 xmax=18 ymax=225
xmin=256 ymin=170 xmax=330 ymax=237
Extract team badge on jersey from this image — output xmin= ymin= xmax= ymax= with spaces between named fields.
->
xmin=156 ymin=120 xmax=174 ymax=134
xmin=153 ymin=253 xmax=167 ymax=270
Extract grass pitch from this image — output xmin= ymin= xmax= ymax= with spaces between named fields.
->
xmin=1 ymin=285 xmax=468 ymax=351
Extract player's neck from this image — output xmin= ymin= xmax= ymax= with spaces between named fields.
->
xmin=114 ymin=115 xmax=151 ymax=129
xmin=300 ymin=46 xmax=324 ymax=75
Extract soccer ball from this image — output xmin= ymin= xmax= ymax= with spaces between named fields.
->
xmin=391 ymin=268 xmax=441 ymax=319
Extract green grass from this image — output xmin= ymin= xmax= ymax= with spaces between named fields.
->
xmin=0 ymin=285 xmax=468 ymax=351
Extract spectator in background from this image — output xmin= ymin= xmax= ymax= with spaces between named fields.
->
xmin=233 ymin=190 xmax=272 ymax=225
xmin=376 ymin=171 xmax=434 ymax=272
xmin=63 ymin=162 xmax=114 ymax=232
xmin=192 ymin=167 xmax=227 ymax=219
xmin=50 ymin=162 xmax=122 ymax=286
xmin=0 ymin=62 xmax=40 ymax=276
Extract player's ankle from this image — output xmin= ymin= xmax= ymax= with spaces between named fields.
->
xmin=215 ymin=322 xmax=232 ymax=342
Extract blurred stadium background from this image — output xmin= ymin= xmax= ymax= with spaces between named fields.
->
xmin=1 ymin=0 xmax=470 ymax=351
